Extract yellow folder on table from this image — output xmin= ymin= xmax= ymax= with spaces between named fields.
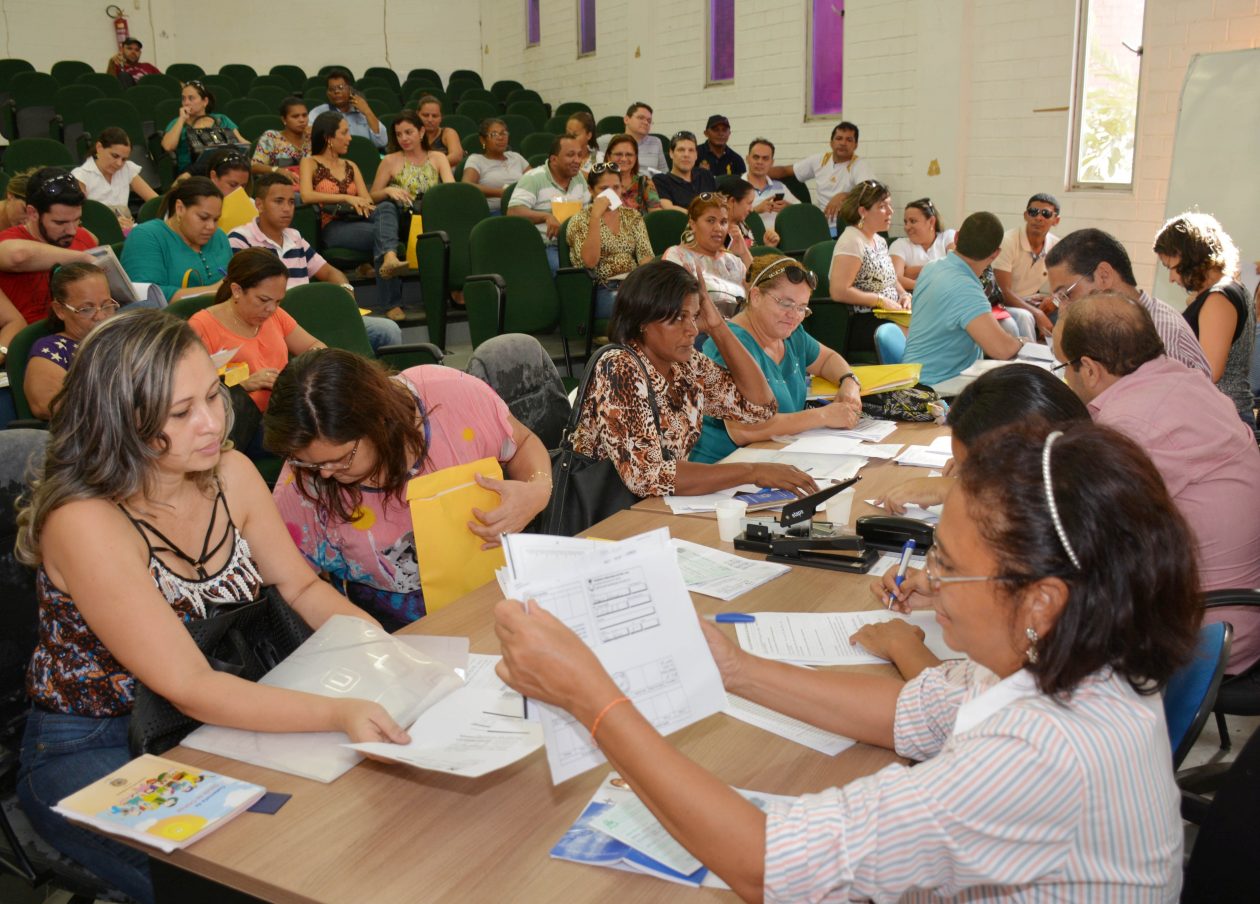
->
xmin=873 ymin=309 xmax=912 ymax=328
xmin=217 ymin=187 xmax=258 ymax=234
xmin=808 ymin=363 xmax=922 ymax=399
xmin=405 ymin=456 xmax=506 ymax=612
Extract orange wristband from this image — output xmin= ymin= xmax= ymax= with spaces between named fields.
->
xmin=589 ymin=695 xmax=631 ymax=741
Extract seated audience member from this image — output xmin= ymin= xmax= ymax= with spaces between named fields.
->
xmin=1154 ymin=212 xmax=1256 ymax=432
xmin=72 ymin=128 xmax=157 ymax=228
xmin=105 ymin=37 xmax=159 ymax=85
xmin=307 ymin=70 xmax=387 ymax=150
xmin=250 ymin=97 xmax=311 ymax=181
xmin=190 ymin=249 xmax=324 ymax=454
xmin=992 ymin=193 xmax=1061 ymax=339
xmin=828 ymin=179 xmax=909 ymax=355
xmin=566 ymin=163 xmax=654 ymax=319
xmin=566 ymin=111 xmax=601 ymax=174
xmin=370 ymin=109 xmax=455 ymax=231
xmin=121 ymin=177 xmax=229 ymax=302
xmin=722 ymin=178 xmax=772 ymax=250
xmin=15 ymin=310 xmax=407 ymax=904
xmin=415 ymin=95 xmax=464 ymax=166
xmin=696 ymin=114 xmax=745 ymax=176
xmin=603 ymin=133 xmax=662 ymax=212
xmin=25 ymin=263 xmax=118 ymax=420
xmin=300 ymin=112 xmax=405 ymax=318
xmin=0 ymin=288 xmax=27 ymax=379
xmin=889 ymin=198 xmax=955 ymax=291
xmin=571 ymin=260 xmax=814 ymax=498
xmin=160 ymin=80 xmax=246 ymax=175
xmin=0 ymin=168 xmax=34 ymax=232
xmin=264 ymin=349 xmax=552 ymax=631
xmin=506 ymin=134 xmax=591 ymax=274
xmin=744 ymin=138 xmax=795 ymax=234
xmin=0 ymin=169 xmax=98 ymax=324
xmin=194 ymin=148 xmax=252 ymax=197
xmin=462 ymin=118 xmax=530 ymax=214
xmin=653 ymin=131 xmax=718 ymax=210
xmin=1056 ymin=292 xmax=1260 ymax=672
xmin=495 ymin=418 xmax=1196 ymax=901
xmin=595 ymin=103 xmax=668 ymax=174
xmin=663 ymin=193 xmax=752 ymax=318
xmin=771 ymin=121 xmax=873 ymax=232
xmin=902 ymin=211 xmax=1022 ymax=384
xmin=227 ymin=173 xmax=401 ymax=350
xmin=692 ymin=255 xmax=861 ymax=464
xmin=875 ymin=364 xmax=1088 ymax=517
xmin=1045 ymin=227 xmax=1211 ymax=378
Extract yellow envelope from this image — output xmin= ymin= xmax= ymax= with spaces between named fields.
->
xmin=217 ymin=187 xmax=257 ymax=234
xmin=850 ymin=363 xmax=922 ymax=395
xmin=551 ymin=199 xmax=581 ymax=223
xmin=405 ymin=456 xmax=506 ymax=612
xmin=220 ymin=361 xmax=250 ymax=387
xmin=872 ymin=309 xmax=912 ymax=328
xmin=404 ymin=213 xmax=424 ymax=268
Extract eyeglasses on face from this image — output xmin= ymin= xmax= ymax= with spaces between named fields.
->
xmin=763 ymin=292 xmax=812 ymax=319
xmin=485 ymin=130 xmax=509 ymax=138
xmin=1026 ymin=207 xmax=1057 ymax=219
xmin=591 ymin=162 xmax=621 ymax=175
xmin=56 ymin=299 xmax=120 ymax=317
xmin=1051 ymin=358 xmax=1079 ymax=375
xmin=924 ymin=546 xmax=1012 ymax=593
xmin=1052 ymin=276 xmax=1084 ymax=304
xmin=289 ymin=438 xmax=360 ymax=473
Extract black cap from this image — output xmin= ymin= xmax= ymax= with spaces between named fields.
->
xmin=705 ymin=114 xmax=730 ymax=129
xmin=122 ymin=37 xmax=142 ymax=48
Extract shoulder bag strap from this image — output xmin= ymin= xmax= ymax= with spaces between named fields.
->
xmin=561 ymin=342 xmax=666 ymax=452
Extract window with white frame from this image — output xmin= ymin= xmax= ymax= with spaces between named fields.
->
xmin=808 ymin=0 xmax=844 ymax=117
xmin=1069 ymin=0 xmax=1146 ymax=189
xmin=708 ymin=0 xmax=735 ymax=85
xmin=578 ymin=0 xmax=597 ymax=57
xmin=526 ymin=0 xmax=540 ymax=47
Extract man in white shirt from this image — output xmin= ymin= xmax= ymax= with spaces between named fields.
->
xmin=772 ymin=121 xmax=873 ymax=232
xmin=595 ymin=102 xmax=668 ymax=174
xmin=744 ymin=138 xmax=796 ymax=233
xmin=993 ymin=192 xmax=1060 ymax=338
xmin=507 ymin=135 xmax=591 ymax=273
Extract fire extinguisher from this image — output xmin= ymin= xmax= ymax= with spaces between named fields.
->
xmin=107 ymin=5 xmax=128 ymax=47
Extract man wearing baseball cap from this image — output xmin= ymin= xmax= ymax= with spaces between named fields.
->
xmin=106 ymin=37 xmax=161 ymax=86
xmin=696 ymin=115 xmax=746 ymax=177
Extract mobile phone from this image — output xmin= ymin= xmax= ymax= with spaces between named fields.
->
xmin=773 ymin=192 xmax=785 ymax=201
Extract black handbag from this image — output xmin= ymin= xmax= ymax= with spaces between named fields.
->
xmin=128 ymin=586 xmax=313 ymax=755
xmin=541 ymin=343 xmax=670 ymax=536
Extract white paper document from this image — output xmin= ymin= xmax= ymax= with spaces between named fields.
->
xmin=347 ymin=654 xmax=542 ymax=777
xmin=774 ymin=417 xmax=900 ymax=444
xmin=670 ymin=538 xmax=790 ymax=601
xmin=721 ymin=447 xmax=867 ymax=482
xmin=863 ymin=499 xmax=942 ymax=524
xmin=868 ymin=551 xmax=929 ymax=576
xmin=1016 ymin=341 xmax=1056 ymax=363
xmin=501 ymin=529 xmax=726 ymax=784
xmin=593 ymin=795 xmax=704 ymax=876
xmin=894 ymin=436 xmax=954 ymax=469
xmin=663 ymin=489 xmax=739 ymax=514
xmin=724 ymin=693 xmax=854 ymax=755
xmin=735 ymin=610 xmax=961 ymax=665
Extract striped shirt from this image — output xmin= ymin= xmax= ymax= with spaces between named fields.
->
xmin=1137 ymin=290 xmax=1212 ymax=379
xmin=764 ymin=661 xmax=1181 ymax=902
xmin=227 ymin=219 xmax=329 ymax=287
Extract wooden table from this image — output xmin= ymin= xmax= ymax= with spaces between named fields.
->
xmin=147 ymin=423 xmax=944 ymax=903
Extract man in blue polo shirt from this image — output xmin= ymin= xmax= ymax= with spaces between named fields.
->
xmin=903 ymin=211 xmax=1023 ymax=384
xmin=307 ymin=70 xmax=388 ymax=149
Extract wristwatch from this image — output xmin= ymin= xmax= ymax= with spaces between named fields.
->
xmin=838 ymin=372 xmax=860 ymax=389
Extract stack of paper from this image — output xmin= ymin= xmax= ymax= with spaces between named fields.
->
xmin=500 ymin=529 xmax=727 ymax=784
xmin=724 ymin=694 xmax=853 ymax=755
xmin=664 ymin=489 xmax=739 ymax=514
xmin=671 ymin=538 xmax=790 ymax=600
xmin=774 ymin=417 xmax=899 ymax=443
xmin=1016 ymin=342 xmax=1057 ymax=366
xmin=734 ymin=610 xmax=961 ymax=665
xmin=780 ymin=436 xmax=903 ymax=460
xmin=894 ymin=435 xmax=954 ymax=469
xmin=721 ymin=446 xmax=868 ymax=481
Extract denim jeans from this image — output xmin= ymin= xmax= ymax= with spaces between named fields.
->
xmin=363 ymin=315 xmax=403 ymax=350
xmin=544 ymin=243 xmax=559 ymax=275
xmin=17 ymin=707 xmax=154 ymax=904
xmin=594 ymin=283 xmax=619 ymax=320
xmin=323 ymin=202 xmax=403 ymax=312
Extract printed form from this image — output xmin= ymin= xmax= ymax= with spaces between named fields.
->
xmin=501 ymin=530 xmax=726 ymax=784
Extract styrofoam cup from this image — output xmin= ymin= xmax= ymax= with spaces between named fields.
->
xmin=825 ymin=488 xmax=855 ymax=528
xmin=715 ymin=498 xmax=748 ymax=542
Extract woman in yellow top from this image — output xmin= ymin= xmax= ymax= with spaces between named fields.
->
xmin=565 ymin=163 xmax=654 ymax=319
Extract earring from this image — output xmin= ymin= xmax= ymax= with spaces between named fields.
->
xmin=1024 ymin=626 xmax=1039 ymax=664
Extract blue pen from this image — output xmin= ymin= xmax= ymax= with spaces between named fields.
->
xmin=709 ymin=613 xmax=756 ymax=623
xmin=888 ymin=539 xmax=917 ymax=609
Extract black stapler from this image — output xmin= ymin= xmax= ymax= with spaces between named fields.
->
xmin=733 ymin=476 xmax=879 ymax=574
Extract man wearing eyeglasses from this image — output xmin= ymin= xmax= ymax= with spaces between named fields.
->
xmin=653 ymin=132 xmax=718 ymax=210
xmin=992 ymin=192 xmax=1062 ymax=339
xmin=1044 ymin=228 xmax=1210 ymax=378
xmin=695 ymin=115 xmax=745 ymax=177
xmin=902 ymin=211 xmax=1023 ymax=385
xmin=0 ymin=168 xmax=98 ymax=325
xmin=307 ymin=70 xmax=387 ymax=150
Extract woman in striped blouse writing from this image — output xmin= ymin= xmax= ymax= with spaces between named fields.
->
xmin=493 ymin=419 xmax=1197 ymax=901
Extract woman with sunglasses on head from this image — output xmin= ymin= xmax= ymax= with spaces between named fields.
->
xmin=889 ymin=198 xmax=955 ymax=292
xmin=691 ymin=255 xmax=861 ymax=463
xmin=566 ymin=162 xmax=654 ymax=319
xmin=160 ymin=80 xmax=246 ymax=175
xmin=263 ymin=348 xmax=552 ymax=631
xmin=494 ymin=419 xmax=1196 ymax=900
xmin=829 ymin=179 xmax=911 ymax=355
xmin=653 ymin=131 xmax=718 ymax=211
xmin=663 ymin=194 xmax=752 ymax=319
xmin=25 ymin=263 xmax=119 ymax=420
xmin=15 ymin=310 xmax=409 ymax=904
xmin=462 ymin=118 xmax=530 ymax=214
xmin=571 ymin=260 xmax=815 ymax=499
xmin=603 ymin=134 xmax=662 ymax=212
xmin=189 ymin=147 xmax=252 ymax=197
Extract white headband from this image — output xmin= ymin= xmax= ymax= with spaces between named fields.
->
xmin=1041 ymin=431 xmax=1081 ymax=569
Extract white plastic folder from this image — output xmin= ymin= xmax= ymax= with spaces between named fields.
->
xmin=406 ymin=456 xmax=507 ymax=612
xmin=182 ymin=616 xmax=464 ymax=782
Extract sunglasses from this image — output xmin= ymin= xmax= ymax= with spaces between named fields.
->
xmin=750 ymin=256 xmax=819 ymax=291
xmin=36 ymin=172 xmax=81 ymax=198
xmin=1026 ymin=207 xmax=1057 ymax=219
xmin=591 ymin=162 xmax=621 ymax=175
xmin=185 ymin=80 xmax=207 ymax=91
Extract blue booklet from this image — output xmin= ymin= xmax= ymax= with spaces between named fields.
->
xmin=734 ymin=487 xmax=797 ymax=511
